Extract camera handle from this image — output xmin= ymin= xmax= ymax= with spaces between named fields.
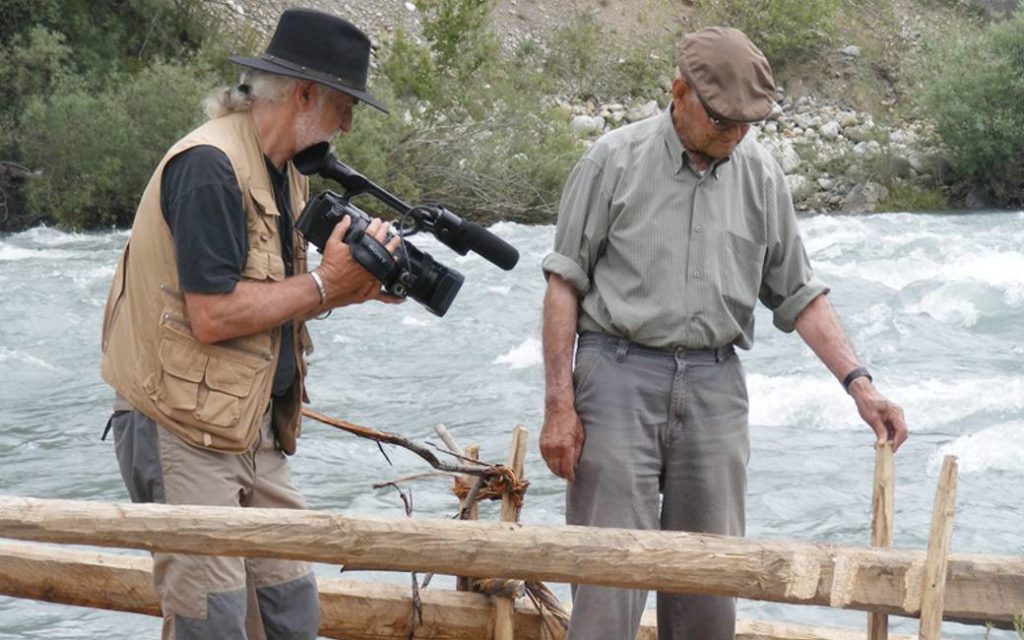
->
xmin=294 ymin=141 xmax=518 ymax=270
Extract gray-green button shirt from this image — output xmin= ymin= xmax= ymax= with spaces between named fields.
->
xmin=542 ymin=109 xmax=829 ymax=350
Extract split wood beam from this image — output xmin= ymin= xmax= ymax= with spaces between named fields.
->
xmin=0 ymin=496 xmax=1021 ymax=625
xmin=0 ymin=541 xmax=918 ymax=640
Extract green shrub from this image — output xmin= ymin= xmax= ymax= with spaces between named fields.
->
xmin=362 ymin=0 xmax=581 ymax=224
xmin=918 ymin=10 xmax=1024 ymax=206
xmin=536 ymin=11 xmax=674 ymax=101
xmin=880 ymin=182 xmax=948 ymax=212
xmin=693 ymin=0 xmax=841 ymax=68
xmin=336 ymin=66 xmax=580 ymax=224
xmin=0 ymin=0 xmax=215 ymax=80
xmin=18 ymin=60 xmax=216 ymax=228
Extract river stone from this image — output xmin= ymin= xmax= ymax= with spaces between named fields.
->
xmin=627 ymin=100 xmax=660 ymax=122
xmin=840 ymin=45 xmax=862 ymax=58
xmin=820 ymin=121 xmax=841 ymax=140
xmin=818 ymin=177 xmax=835 ymax=191
xmin=845 ymin=125 xmax=875 ymax=143
xmin=786 ymin=175 xmax=813 ymax=199
xmin=841 ymin=181 xmax=889 ymax=213
xmin=762 ymin=137 xmax=802 ymax=173
xmin=571 ymin=115 xmax=604 ymax=134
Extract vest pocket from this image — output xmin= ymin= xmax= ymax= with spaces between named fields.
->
xmin=150 ymin=317 xmax=272 ymax=435
xmin=154 ymin=339 xmax=207 ymax=412
xmin=242 ymin=246 xmax=286 ymax=281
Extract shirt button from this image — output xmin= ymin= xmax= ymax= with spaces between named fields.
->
xmin=695 ymin=225 xmax=704 ymax=233
xmin=691 ymin=270 xmax=700 ymax=279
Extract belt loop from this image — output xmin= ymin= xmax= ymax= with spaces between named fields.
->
xmin=615 ymin=337 xmax=629 ymax=363
xmin=715 ymin=346 xmax=722 ymax=363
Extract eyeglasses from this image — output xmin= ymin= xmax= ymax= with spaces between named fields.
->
xmin=700 ymin=100 xmax=748 ymax=131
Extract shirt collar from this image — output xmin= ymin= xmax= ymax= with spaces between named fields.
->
xmin=659 ymin=107 xmax=687 ymax=175
xmin=660 ymin=105 xmax=734 ymax=180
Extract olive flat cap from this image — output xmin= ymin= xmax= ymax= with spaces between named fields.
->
xmin=676 ymin=27 xmax=775 ymax=123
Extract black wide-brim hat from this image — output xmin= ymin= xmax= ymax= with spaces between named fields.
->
xmin=230 ymin=8 xmax=388 ymax=114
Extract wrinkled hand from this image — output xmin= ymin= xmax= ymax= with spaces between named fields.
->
xmin=317 ymin=216 xmax=404 ymax=307
xmin=849 ymin=379 xmax=908 ymax=452
xmin=540 ymin=403 xmax=585 ymax=481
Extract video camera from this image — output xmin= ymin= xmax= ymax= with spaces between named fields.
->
xmin=293 ymin=142 xmax=519 ymax=317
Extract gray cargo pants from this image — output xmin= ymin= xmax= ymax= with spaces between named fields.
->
xmin=109 ymin=403 xmax=320 ymax=640
xmin=566 ymin=332 xmax=750 ymax=640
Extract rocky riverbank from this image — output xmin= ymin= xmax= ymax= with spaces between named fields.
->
xmin=566 ymin=85 xmax=951 ymax=215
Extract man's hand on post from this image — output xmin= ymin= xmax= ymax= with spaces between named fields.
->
xmin=848 ymin=378 xmax=908 ymax=452
xmin=540 ymin=402 xmax=586 ymax=482
xmin=316 ymin=216 xmax=404 ymax=308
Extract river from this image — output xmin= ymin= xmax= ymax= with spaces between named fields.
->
xmin=1 ymin=211 xmax=1022 ymax=638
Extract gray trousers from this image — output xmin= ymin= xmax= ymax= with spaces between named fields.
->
xmin=110 ymin=406 xmax=320 ymax=640
xmin=566 ymin=332 xmax=750 ymax=640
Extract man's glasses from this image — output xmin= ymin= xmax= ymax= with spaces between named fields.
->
xmin=700 ymin=100 xmax=749 ymax=131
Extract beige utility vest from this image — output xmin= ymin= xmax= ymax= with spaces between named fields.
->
xmin=101 ymin=112 xmax=312 ymax=453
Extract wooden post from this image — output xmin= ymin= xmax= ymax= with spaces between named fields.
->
xmin=868 ymin=442 xmax=895 ymax=640
xmin=456 ymin=443 xmax=481 ymax=593
xmin=918 ymin=455 xmax=958 ymax=640
xmin=494 ymin=426 xmax=529 ymax=640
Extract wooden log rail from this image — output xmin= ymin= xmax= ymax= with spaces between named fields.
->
xmin=0 ymin=540 xmax=916 ymax=640
xmin=0 ymin=497 xmax=1022 ymax=625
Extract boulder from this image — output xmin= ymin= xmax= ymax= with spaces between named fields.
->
xmin=571 ymin=115 xmax=605 ymax=134
xmin=819 ymin=121 xmax=841 ymax=140
xmin=841 ymin=181 xmax=890 ymax=213
xmin=761 ymin=137 xmax=802 ymax=173
xmin=840 ymin=45 xmax=862 ymax=58
xmin=626 ymin=100 xmax=660 ymax=122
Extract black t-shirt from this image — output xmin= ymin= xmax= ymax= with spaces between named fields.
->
xmin=160 ymin=145 xmax=297 ymax=397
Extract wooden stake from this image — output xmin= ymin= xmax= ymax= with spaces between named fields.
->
xmin=918 ymin=455 xmax=958 ymax=640
xmin=495 ymin=426 xmax=529 ymax=640
xmin=457 ymin=444 xmax=481 ymax=593
xmin=868 ymin=442 xmax=895 ymax=640
xmin=434 ymin=423 xmax=464 ymax=457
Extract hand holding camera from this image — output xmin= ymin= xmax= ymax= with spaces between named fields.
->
xmin=315 ymin=215 xmax=405 ymax=309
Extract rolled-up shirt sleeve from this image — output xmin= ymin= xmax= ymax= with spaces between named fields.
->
xmin=541 ymin=156 xmax=610 ymax=295
xmin=759 ymin=169 xmax=830 ymax=332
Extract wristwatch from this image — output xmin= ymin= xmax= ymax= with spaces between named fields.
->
xmin=842 ymin=367 xmax=873 ymax=394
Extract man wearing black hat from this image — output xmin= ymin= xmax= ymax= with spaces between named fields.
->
xmin=540 ymin=27 xmax=908 ymax=639
xmin=100 ymin=8 xmax=395 ymax=639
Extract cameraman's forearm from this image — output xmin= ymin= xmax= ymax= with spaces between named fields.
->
xmin=543 ymin=275 xmax=579 ymax=411
xmin=185 ymin=276 xmax=321 ymax=344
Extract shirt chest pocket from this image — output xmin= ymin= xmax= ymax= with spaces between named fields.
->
xmin=243 ymin=184 xmax=286 ymax=282
xmin=715 ymin=229 xmax=766 ymax=311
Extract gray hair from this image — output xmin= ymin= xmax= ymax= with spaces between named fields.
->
xmin=203 ymin=70 xmax=307 ymax=118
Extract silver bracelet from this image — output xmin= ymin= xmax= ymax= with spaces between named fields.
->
xmin=308 ymin=269 xmax=328 ymax=306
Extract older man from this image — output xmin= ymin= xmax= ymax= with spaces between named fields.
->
xmin=100 ymin=8 xmax=398 ymax=639
xmin=540 ymin=27 xmax=908 ymax=640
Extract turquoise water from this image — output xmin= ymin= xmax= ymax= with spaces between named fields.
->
xmin=1 ymin=211 xmax=1022 ymax=638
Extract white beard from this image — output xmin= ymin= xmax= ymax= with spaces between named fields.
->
xmin=294 ymin=103 xmax=339 ymax=150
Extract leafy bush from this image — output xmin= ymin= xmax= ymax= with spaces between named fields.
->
xmin=531 ymin=11 xmax=674 ymax=101
xmin=918 ymin=10 xmax=1024 ymax=206
xmin=18 ymin=60 xmax=216 ymax=228
xmin=352 ymin=0 xmax=582 ymax=225
xmin=693 ymin=0 xmax=841 ymax=67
